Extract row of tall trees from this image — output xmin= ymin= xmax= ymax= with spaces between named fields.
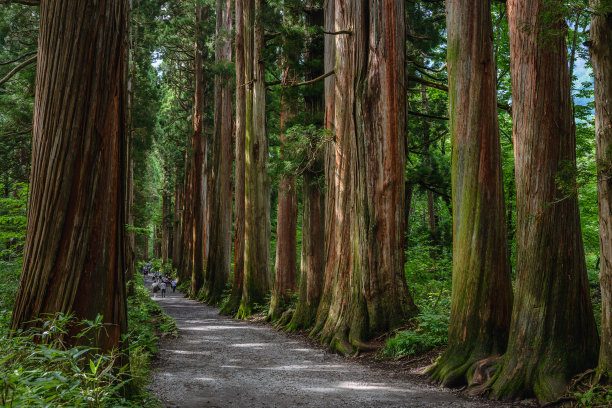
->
xmin=2 ymin=0 xmax=609 ymax=404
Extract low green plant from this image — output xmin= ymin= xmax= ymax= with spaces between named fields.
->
xmin=381 ymin=311 xmax=449 ymax=359
xmin=574 ymin=384 xmax=612 ymax=407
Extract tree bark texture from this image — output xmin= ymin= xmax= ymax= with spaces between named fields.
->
xmin=269 ymin=10 xmax=299 ymax=321
xmin=189 ymin=6 xmax=207 ymax=296
xmin=204 ymin=0 xmax=234 ymax=304
xmin=161 ymin=191 xmax=170 ymax=264
xmin=287 ymin=0 xmax=326 ymax=331
xmin=591 ymin=0 xmax=612 ymax=383
xmin=11 ymin=0 xmax=129 ymax=352
xmin=490 ymin=0 xmax=600 ymax=402
xmin=238 ymin=0 xmax=271 ymax=318
xmin=312 ymin=0 xmax=418 ymax=353
xmin=221 ymin=0 xmax=246 ymax=315
xmin=427 ymin=0 xmax=513 ymax=387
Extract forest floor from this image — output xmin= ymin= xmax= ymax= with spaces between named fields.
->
xmin=149 ymin=288 xmax=532 ymax=408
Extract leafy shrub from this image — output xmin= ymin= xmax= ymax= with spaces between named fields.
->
xmin=381 ymin=311 xmax=449 ymax=359
xmin=0 ymin=183 xmax=27 ymax=260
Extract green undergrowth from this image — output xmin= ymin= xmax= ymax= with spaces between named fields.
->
xmin=0 ymin=268 xmax=177 ymax=407
xmin=574 ymin=384 xmax=612 ymax=407
xmin=380 ymin=311 xmax=449 ymax=359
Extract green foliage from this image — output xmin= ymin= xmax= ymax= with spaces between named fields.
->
xmin=381 ymin=312 xmax=449 ymax=359
xmin=574 ymin=384 xmax=612 ymax=407
xmin=0 ymin=183 xmax=27 ymax=260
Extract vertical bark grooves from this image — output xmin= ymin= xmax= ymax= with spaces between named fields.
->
xmin=312 ymin=0 xmax=417 ymax=353
xmin=190 ymin=6 xmax=207 ymax=296
xmin=239 ymin=0 xmax=271 ymax=318
xmin=591 ymin=0 xmax=612 ymax=383
xmin=205 ymin=0 xmax=234 ymax=304
xmin=11 ymin=0 xmax=128 ymax=352
xmin=161 ymin=190 xmax=170 ymax=264
xmin=288 ymin=0 xmax=326 ymax=331
xmin=221 ymin=0 xmax=246 ymax=315
xmin=427 ymin=0 xmax=513 ymax=387
xmin=490 ymin=0 xmax=599 ymax=402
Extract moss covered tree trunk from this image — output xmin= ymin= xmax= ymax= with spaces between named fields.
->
xmin=238 ymin=0 xmax=271 ymax=318
xmin=427 ymin=0 xmax=513 ymax=387
xmin=204 ymin=0 xmax=233 ymax=304
xmin=489 ymin=0 xmax=600 ymax=402
xmin=190 ymin=6 xmax=207 ymax=296
xmin=221 ymin=0 xmax=246 ymax=315
xmin=591 ymin=0 xmax=612 ymax=383
xmin=11 ymin=0 xmax=128 ymax=351
xmin=287 ymin=0 xmax=325 ymax=331
xmin=312 ymin=0 xmax=418 ymax=353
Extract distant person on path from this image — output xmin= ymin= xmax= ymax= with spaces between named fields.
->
xmin=171 ymin=280 xmax=177 ymax=293
xmin=160 ymin=281 xmax=167 ymax=298
xmin=152 ymin=281 xmax=159 ymax=298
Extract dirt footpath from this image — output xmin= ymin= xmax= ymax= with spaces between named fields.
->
xmin=150 ymin=289 xmax=522 ymax=408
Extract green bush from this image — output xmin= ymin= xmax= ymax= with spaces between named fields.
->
xmin=381 ymin=311 xmax=449 ymax=359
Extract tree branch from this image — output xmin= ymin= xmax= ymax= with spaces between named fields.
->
xmin=266 ymin=70 xmax=335 ymax=88
xmin=0 ymin=0 xmax=39 ymax=5
xmin=407 ymin=74 xmax=512 ymax=113
xmin=1 ymin=127 xmax=32 ymax=138
xmin=0 ymin=55 xmax=36 ymax=86
xmin=323 ymin=30 xmax=352 ymax=35
xmin=0 ymin=51 xmax=36 ymax=66
xmin=407 ymin=110 xmax=448 ymax=121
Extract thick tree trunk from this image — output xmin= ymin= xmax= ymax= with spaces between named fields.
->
xmin=287 ymin=0 xmax=325 ymax=331
xmin=312 ymin=0 xmax=418 ymax=353
xmin=11 ymin=0 xmax=128 ymax=351
xmin=238 ymin=0 xmax=271 ymax=318
xmin=125 ymin=1 xmax=136 ymax=293
xmin=190 ymin=6 xmax=207 ymax=296
xmin=490 ymin=0 xmax=599 ymax=402
xmin=172 ymin=166 xmax=183 ymax=266
xmin=427 ymin=0 xmax=513 ymax=387
xmin=591 ymin=0 xmax=612 ymax=383
xmin=204 ymin=0 xmax=234 ymax=304
xmin=221 ymin=0 xmax=246 ymax=315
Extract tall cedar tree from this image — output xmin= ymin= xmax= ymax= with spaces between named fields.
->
xmin=269 ymin=4 xmax=299 ymax=322
xmin=312 ymin=0 xmax=418 ymax=353
xmin=591 ymin=0 xmax=612 ymax=383
xmin=11 ymin=0 xmax=129 ymax=351
xmin=490 ymin=0 xmax=599 ymax=402
xmin=221 ymin=0 xmax=246 ymax=315
xmin=239 ymin=0 xmax=271 ymax=318
xmin=204 ymin=0 xmax=233 ymax=304
xmin=287 ymin=0 xmax=325 ymax=331
xmin=428 ymin=0 xmax=513 ymax=387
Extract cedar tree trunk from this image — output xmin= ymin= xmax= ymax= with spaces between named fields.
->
xmin=427 ymin=0 xmax=513 ymax=387
xmin=490 ymin=0 xmax=599 ymax=402
xmin=11 ymin=0 xmax=129 ymax=351
xmin=311 ymin=0 xmax=418 ymax=353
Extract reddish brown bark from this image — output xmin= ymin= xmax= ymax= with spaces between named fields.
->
xmin=205 ymin=0 xmax=234 ymax=304
xmin=238 ymin=0 xmax=271 ymax=318
xmin=11 ymin=0 xmax=129 ymax=351
xmin=221 ymin=0 xmax=246 ymax=315
xmin=427 ymin=0 xmax=513 ymax=387
xmin=590 ymin=0 xmax=612 ymax=383
xmin=312 ymin=0 xmax=418 ymax=353
xmin=287 ymin=0 xmax=325 ymax=331
xmin=490 ymin=0 xmax=599 ymax=402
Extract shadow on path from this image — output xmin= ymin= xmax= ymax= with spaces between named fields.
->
xmin=149 ymin=288 xmax=517 ymax=408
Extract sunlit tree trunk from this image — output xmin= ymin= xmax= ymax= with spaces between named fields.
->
xmin=11 ymin=0 xmax=129 ymax=351
xmin=490 ymin=0 xmax=599 ymax=402
xmin=591 ymin=0 xmax=612 ymax=384
xmin=221 ymin=0 xmax=246 ymax=315
xmin=204 ymin=0 xmax=233 ymax=304
xmin=312 ymin=0 xmax=418 ymax=353
xmin=287 ymin=0 xmax=325 ymax=330
xmin=427 ymin=0 xmax=513 ymax=387
xmin=238 ymin=0 xmax=271 ymax=318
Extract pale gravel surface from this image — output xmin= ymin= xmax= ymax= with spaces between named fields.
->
xmin=150 ymin=289 xmax=526 ymax=408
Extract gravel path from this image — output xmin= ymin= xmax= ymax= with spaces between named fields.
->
xmin=149 ymin=288 xmax=522 ymax=408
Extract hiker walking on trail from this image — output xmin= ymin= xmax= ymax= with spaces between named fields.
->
xmin=152 ymin=281 xmax=159 ymax=298
xmin=171 ymin=280 xmax=177 ymax=293
xmin=160 ymin=281 xmax=167 ymax=298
